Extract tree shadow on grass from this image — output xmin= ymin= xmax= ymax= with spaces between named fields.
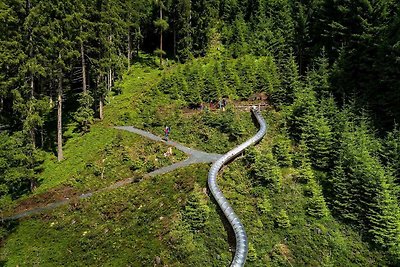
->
xmin=207 ymin=189 xmax=236 ymax=260
xmin=132 ymin=55 xmax=159 ymax=69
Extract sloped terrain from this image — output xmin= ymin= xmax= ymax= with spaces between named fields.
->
xmin=0 ymin=61 xmax=390 ymax=266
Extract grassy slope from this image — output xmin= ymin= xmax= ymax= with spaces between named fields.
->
xmin=0 ymin=58 xmax=388 ymax=266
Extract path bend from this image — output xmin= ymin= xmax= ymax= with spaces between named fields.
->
xmin=208 ymin=107 xmax=267 ymax=267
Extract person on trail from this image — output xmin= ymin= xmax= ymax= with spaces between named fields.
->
xmin=218 ymin=99 xmax=223 ymax=109
xmin=164 ymin=126 xmax=171 ymax=140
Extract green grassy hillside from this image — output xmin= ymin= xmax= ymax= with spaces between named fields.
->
xmin=0 ymin=59 xmax=389 ymax=266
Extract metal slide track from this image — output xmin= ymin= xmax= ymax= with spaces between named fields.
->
xmin=208 ymin=107 xmax=267 ymax=267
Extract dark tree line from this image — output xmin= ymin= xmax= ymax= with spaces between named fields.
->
xmin=1 ymin=1 xmax=400 ymax=261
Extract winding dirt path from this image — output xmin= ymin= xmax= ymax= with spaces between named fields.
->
xmin=2 ymin=127 xmax=222 ymax=221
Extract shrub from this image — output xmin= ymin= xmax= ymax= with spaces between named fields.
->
xmin=275 ymin=209 xmax=290 ymax=228
xmin=182 ymin=183 xmax=210 ymax=231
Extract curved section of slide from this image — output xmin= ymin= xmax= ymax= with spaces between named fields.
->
xmin=208 ymin=107 xmax=267 ymax=267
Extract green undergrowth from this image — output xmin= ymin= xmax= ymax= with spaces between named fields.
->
xmin=0 ymin=58 xmax=391 ymax=266
xmin=0 ymin=159 xmax=386 ymax=266
xmin=103 ymin=64 xmax=258 ymax=153
xmin=37 ymin=126 xmax=186 ymax=195
xmin=1 ymin=110 xmax=388 ymax=266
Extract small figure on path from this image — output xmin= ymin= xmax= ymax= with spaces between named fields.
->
xmin=164 ymin=126 xmax=171 ymax=140
xmin=222 ymin=98 xmax=227 ymax=111
xmin=218 ymin=99 xmax=223 ymax=109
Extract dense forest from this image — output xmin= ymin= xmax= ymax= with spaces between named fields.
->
xmin=1 ymin=0 xmax=400 ymax=265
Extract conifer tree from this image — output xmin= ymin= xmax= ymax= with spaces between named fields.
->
xmin=153 ymin=0 xmax=169 ymax=66
xmin=272 ymin=133 xmax=292 ymax=167
xmin=175 ymin=0 xmax=192 ymax=62
xmin=286 ymin=82 xmax=317 ymax=141
xmin=305 ymin=178 xmax=329 ymax=218
xmin=275 ymin=209 xmax=290 ymax=228
xmin=272 ymin=52 xmax=301 ymax=106
xmin=252 ymin=150 xmax=282 ymax=190
xmin=382 ymin=126 xmax=400 ymax=182
xmin=301 ymin=113 xmax=333 ymax=170
xmin=183 ymin=183 xmax=210 ymax=231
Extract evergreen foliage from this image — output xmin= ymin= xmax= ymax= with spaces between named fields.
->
xmin=182 ymin=183 xmax=210 ymax=231
xmin=1 ymin=0 xmax=400 ymax=264
xmin=73 ymin=92 xmax=94 ymax=133
xmin=0 ymin=132 xmax=44 ymax=199
xmin=275 ymin=209 xmax=291 ymax=228
xmin=252 ymin=151 xmax=282 ymax=190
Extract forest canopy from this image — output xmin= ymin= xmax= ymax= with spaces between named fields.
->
xmin=1 ymin=0 xmax=400 ymax=264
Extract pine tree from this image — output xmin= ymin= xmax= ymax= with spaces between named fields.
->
xmin=275 ymin=209 xmax=290 ymax=228
xmin=306 ymin=178 xmax=329 ymax=218
xmin=272 ymin=52 xmax=302 ymax=107
xmin=74 ymin=92 xmax=95 ymax=133
xmin=153 ymin=0 xmax=169 ymax=66
xmin=382 ymin=126 xmax=400 ymax=182
xmin=286 ymin=82 xmax=317 ymax=142
xmin=307 ymin=50 xmax=330 ymax=95
xmin=368 ymin=175 xmax=400 ymax=258
xmin=0 ymin=131 xmax=44 ymax=197
xmin=183 ymin=183 xmax=210 ymax=231
xmin=191 ymin=0 xmax=219 ymax=56
xmin=175 ymin=0 xmax=192 ymax=62
xmin=252 ymin=150 xmax=282 ymax=190
xmin=272 ymin=133 xmax=292 ymax=167
xmin=301 ymin=113 xmax=333 ymax=170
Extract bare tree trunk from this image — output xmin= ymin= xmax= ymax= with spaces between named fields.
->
xmin=30 ymin=179 xmax=37 ymax=192
xmin=108 ymin=68 xmax=112 ymax=91
xmin=29 ymin=77 xmax=36 ymax=148
xmin=99 ymin=95 xmax=104 ymax=120
xmin=0 ymin=97 xmax=3 ymax=113
xmin=127 ymin=28 xmax=131 ymax=68
xmin=160 ymin=6 xmax=163 ymax=66
xmin=108 ymin=35 xmax=112 ymax=91
xmin=57 ymin=72 xmax=63 ymax=162
xmin=40 ymin=126 xmax=44 ymax=148
xmin=136 ymin=27 xmax=141 ymax=57
xmin=173 ymin=23 xmax=176 ymax=60
xmin=30 ymin=75 xmax=34 ymax=98
xmin=97 ymin=75 xmax=104 ymax=121
xmin=81 ymin=26 xmax=87 ymax=94
xmin=27 ymin=0 xmax=36 ymax=147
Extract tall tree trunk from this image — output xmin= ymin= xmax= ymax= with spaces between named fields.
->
xmin=173 ymin=22 xmax=176 ymax=59
xmin=160 ymin=5 xmax=163 ymax=66
xmin=57 ymin=72 xmax=63 ymax=162
xmin=99 ymin=95 xmax=104 ymax=120
xmin=27 ymin=0 xmax=36 ymax=147
xmin=29 ymin=76 xmax=36 ymax=148
xmin=127 ymin=28 xmax=131 ymax=68
xmin=98 ymin=75 xmax=104 ymax=121
xmin=108 ymin=35 xmax=112 ymax=91
xmin=30 ymin=75 xmax=34 ymax=98
xmin=136 ymin=27 xmax=141 ymax=57
xmin=81 ymin=26 xmax=87 ymax=94
xmin=108 ymin=68 xmax=112 ymax=91
xmin=40 ymin=126 xmax=44 ymax=148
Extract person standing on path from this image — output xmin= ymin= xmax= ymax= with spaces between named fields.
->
xmin=164 ymin=126 xmax=171 ymax=140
